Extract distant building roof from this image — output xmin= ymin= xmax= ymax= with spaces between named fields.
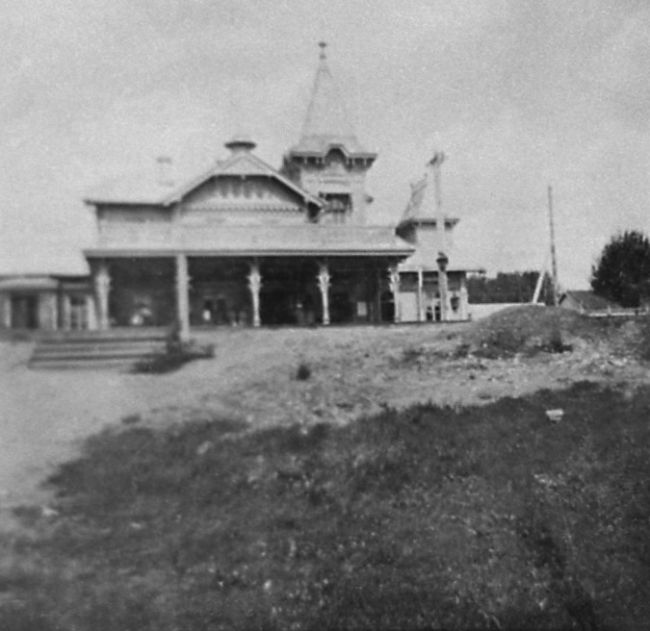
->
xmin=287 ymin=43 xmax=375 ymax=159
xmin=559 ymin=290 xmax=620 ymax=311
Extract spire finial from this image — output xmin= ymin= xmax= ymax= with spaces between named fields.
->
xmin=318 ymin=41 xmax=327 ymax=61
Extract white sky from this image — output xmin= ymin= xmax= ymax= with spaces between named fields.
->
xmin=0 ymin=0 xmax=648 ymax=288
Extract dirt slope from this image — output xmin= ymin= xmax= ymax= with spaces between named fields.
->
xmin=0 ymin=307 xmax=648 ymax=529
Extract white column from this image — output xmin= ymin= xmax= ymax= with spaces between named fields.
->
xmin=247 ymin=261 xmax=262 ymax=328
xmin=437 ymin=253 xmax=449 ymax=322
xmin=0 ymin=294 xmax=11 ymax=328
xmin=176 ymin=254 xmax=190 ymax=340
xmin=85 ymin=295 xmax=97 ymax=330
xmin=388 ymin=265 xmax=401 ymax=323
xmin=317 ymin=262 xmax=331 ymax=325
xmin=94 ymin=262 xmax=111 ymax=330
xmin=62 ymin=294 xmax=71 ymax=330
xmin=417 ymin=268 xmax=424 ymax=322
xmin=459 ymin=274 xmax=469 ymax=320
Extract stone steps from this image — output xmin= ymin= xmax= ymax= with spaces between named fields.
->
xmin=30 ymin=329 xmax=168 ymax=371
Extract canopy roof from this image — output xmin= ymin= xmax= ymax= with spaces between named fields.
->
xmin=85 ymin=224 xmax=414 ymax=258
xmin=398 ymin=250 xmax=484 ymax=273
xmin=0 ymin=276 xmax=59 ymax=291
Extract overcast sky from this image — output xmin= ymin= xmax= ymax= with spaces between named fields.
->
xmin=0 ymin=0 xmax=648 ymax=288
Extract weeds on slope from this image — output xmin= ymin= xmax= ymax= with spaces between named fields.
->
xmin=1 ymin=382 xmax=649 ymax=630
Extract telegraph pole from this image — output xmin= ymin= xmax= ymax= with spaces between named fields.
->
xmin=430 ymin=151 xmax=446 ymax=253
xmin=548 ymin=185 xmax=559 ymax=306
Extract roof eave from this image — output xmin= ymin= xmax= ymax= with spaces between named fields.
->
xmin=84 ymin=247 xmax=414 ymax=258
xmin=287 ymin=146 xmax=377 ymax=160
xmin=397 ymin=217 xmax=460 ymax=229
xmin=83 ymin=198 xmax=169 ymax=207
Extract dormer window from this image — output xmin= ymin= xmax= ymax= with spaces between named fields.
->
xmin=326 ymin=148 xmax=346 ymax=167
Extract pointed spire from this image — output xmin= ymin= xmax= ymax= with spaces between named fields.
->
xmin=290 ymin=43 xmax=372 ymax=157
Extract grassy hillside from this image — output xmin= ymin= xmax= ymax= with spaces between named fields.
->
xmin=1 ymin=380 xmax=648 ymax=630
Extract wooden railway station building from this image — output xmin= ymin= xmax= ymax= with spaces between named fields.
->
xmin=1 ymin=44 xmax=475 ymax=334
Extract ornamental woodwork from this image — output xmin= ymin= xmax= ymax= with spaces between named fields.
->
xmin=317 ymin=263 xmax=331 ymax=325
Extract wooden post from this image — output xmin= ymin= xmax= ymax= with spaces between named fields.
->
xmin=94 ymin=262 xmax=111 ymax=330
xmin=248 ymin=261 xmax=262 ymax=327
xmin=430 ymin=151 xmax=446 ymax=254
xmin=62 ymin=294 xmax=71 ymax=330
xmin=437 ymin=252 xmax=449 ymax=322
xmin=0 ymin=294 xmax=10 ymax=328
xmin=85 ymin=294 xmax=97 ymax=330
xmin=417 ymin=268 xmax=424 ymax=322
xmin=176 ymin=254 xmax=190 ymax=341
xmin=548 ymin=185 xmax=559 ymax=306
xmin=459 ymin=274 xmax=469 ymax=320
xmin=388 ymin=265 xmax=400 ymax=323
xmin=317 ymin=262 xmax=331 ymax=325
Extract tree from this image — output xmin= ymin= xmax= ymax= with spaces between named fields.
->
xmin=591 ymin=230 xmax=650 ymax=307
xmin=467 ymin=271 xmax=554 ymax=304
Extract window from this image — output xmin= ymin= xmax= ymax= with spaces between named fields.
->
xmin=320 ymin=193 xmax=351 ymax=224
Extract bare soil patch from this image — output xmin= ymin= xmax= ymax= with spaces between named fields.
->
xmin=1 ymin=307 xmax=650 ymax=628
xmin=1 ymin=308 xmax=648 ymax=526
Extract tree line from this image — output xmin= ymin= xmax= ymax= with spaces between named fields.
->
xmin=467 ymin=271 xmax=554 ymax=304
xmin=590 ymin=230 xmax=650 ymax=308
xmin=468 ymin=230 xmax=650 ymax=307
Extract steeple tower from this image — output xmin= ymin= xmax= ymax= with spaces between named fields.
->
xmin=298 ymin=42 xmax=359 ymax=152
xmin=283 ymin=43 xmax=377 ymax=225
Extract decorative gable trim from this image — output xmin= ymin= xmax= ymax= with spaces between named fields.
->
xmin=164 ymin=152 xmax=323 ymax=209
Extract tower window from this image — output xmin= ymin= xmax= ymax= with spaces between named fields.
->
xmin=320 ymin=193 xmax=351 ymax=224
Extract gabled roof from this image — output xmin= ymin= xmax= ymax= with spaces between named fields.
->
xmin=287 ymin=43 xmax=375 ymax=159
xmin=166 ymin=150 xmax=323 ymax=207
xmin=560 ymin=290 xmax=620 ymax=311
xmin=85 ymin=146 xmax=323 ymax=208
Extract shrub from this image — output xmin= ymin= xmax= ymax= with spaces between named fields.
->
xmin=473 ymin=327 xmax=527 ymax=358
xmin=295 ymin=362 xmax=311 ymax=380
xmin=540 ymin=327 xmax=572 ymax=354
xmin=401 ymin=347 xmax=423 ymax=363
xmin=132 ymin=337 xmax=215 ymax=374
